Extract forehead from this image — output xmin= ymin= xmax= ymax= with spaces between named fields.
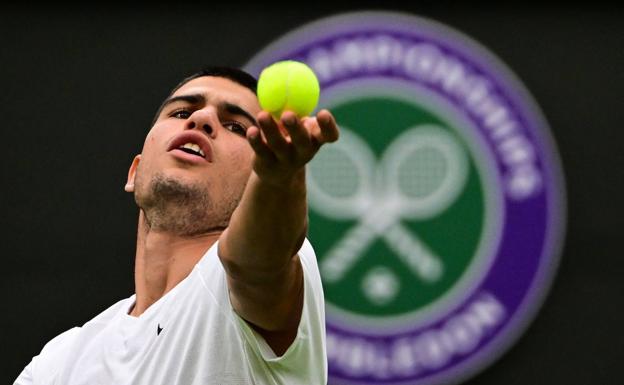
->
xmin=172 ymin=76 xmax=260 ymax=112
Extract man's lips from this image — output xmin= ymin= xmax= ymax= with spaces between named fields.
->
xmin=167 ymin=131 xmax=213 ymax=163
xmin=169 ymin=148 xmax=209 ymax=164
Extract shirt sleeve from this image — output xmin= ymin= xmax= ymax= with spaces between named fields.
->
xmin=229 ymin=238 xmax=328 ymax=385
xmin=13 ymin=327 xmax=80 ymax=385
xmin=13 ymin=359 xmax=35 ymax=385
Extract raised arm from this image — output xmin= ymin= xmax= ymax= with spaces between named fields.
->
xmin=218 ymin=109 xmax=338 ymax=354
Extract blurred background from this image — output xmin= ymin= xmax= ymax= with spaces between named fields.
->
xmin=1 ymin=2 xmax=622 ymax=384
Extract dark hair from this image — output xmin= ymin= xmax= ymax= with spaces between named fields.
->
xmin=150 ymin=66 xmax=258 ymax=126
xmin=171 ymin=66 xmax=257 ymax=95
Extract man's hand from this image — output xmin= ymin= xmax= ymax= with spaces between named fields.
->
xmin=219 ymin=108 xmax=339 ymax=355
xmin=246 ymin=109 xmax=340 ymax=186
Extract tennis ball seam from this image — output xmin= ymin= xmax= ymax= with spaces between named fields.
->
xmin=285 ymin=61 xmax=293 ymax=114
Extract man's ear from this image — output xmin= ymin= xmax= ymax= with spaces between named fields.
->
xmin=124 ymin=155 xmax=141 ymax=193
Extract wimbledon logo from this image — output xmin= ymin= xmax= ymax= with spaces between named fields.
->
xmin=245 ymin=11 xmax=566 ymax=385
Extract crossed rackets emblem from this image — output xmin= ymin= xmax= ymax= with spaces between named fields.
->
xmin=308 ymin=124 xmax=469 ymax=288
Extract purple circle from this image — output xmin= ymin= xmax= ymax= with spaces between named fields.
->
xmin=245 ymin=11 xmax=566 ymax=385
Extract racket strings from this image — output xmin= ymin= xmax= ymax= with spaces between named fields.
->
xmin=397 ymin=147 xmax=448 ymax=199
xmin=309 ymin=146 xmax=363 ymax=198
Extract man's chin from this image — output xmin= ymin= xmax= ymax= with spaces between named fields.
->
xmin=134 ymin=171 xmax=204 ymax=208
xmin=156 ymin=167 xmax=206 ymax=187
xmin=134 ymin=172 xmax=218 ymax=234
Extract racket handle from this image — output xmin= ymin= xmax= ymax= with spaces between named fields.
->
xmin=384 ymin=224 xmax=443 ymax=282
xmin=320 ymin=223 xmax=376 ymax=283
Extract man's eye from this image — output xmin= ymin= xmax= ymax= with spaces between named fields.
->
xmin=171 ymin=109 xmax=191 ymax=119
xmin=223 ymin=122 xmax=247 ymax=137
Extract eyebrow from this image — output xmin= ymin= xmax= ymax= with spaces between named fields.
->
xmin=221 ymin=102 xmax=258 ymax=127
xmin=158 ymin=93 xmax=258 ymax=127
xmin=160 ymin=94 xmax=203 ymax=110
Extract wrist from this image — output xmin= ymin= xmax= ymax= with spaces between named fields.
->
xmin=252 ymin=165 xmax=307 ymax=190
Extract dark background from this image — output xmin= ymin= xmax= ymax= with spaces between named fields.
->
xmin=2 ymin=2 xmax=623 ymax=384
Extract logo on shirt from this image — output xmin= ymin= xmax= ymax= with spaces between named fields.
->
xmin=157 ymin=323 xmax=163 ymax=335
xmin=245 ymin=11 xmax=566 ymax=385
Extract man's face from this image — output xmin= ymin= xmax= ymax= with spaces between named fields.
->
xmin=126 ymin=76 xmax=261 ymax=234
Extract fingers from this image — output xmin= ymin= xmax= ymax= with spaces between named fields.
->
xmin=246 ymin=125 xmax=275 ymax=161
xmin=281 ymin=111 xmax=312 ymax=152
xmin=250 ymin=109 xmax=340 ymax=166
xmin=258 ymin=111 xmax=290 ymax=154
xmin=315 ymin=109 xmax=340 ymax=143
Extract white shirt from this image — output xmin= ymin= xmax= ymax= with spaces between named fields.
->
xmin=14 ymin=238 xmax=327 ymax=385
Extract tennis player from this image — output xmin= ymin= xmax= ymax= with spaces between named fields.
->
xmin=14 ymin=66 xmax=339 ymax=385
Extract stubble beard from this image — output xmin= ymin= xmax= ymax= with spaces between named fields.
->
xmin=135 ymin=172 xmax=241 ymax=237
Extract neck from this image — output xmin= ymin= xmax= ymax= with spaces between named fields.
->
xmin=129 ymin=210 xmax=221 ymax=317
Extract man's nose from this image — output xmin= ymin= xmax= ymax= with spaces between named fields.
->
xmin=185 ymin=108 xmax=217 ymax=138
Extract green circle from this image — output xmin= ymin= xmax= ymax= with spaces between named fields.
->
xmin=309 ymin=97 xmax=485 ymax=317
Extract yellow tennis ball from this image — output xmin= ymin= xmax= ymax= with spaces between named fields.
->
xmin=257 ymin=60 xmax=320 ymax=119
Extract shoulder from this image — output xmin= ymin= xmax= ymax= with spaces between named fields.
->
xmin=42 ymin=296 xmax=131 ymax=353
xmin=39 ymin=326 xmax=81 ymax=359
xmin=20 ymin=296 xmax=133 ymax=381
xmin=297 ymin=238 xmax=324 ymax=308
xmin=14 ymin=327 xmax=81 ymax=385
xmin=298 ymin=237 xmax=319 ymax=269
xmin=234 ymin=238 xmax=327 ymax=383
xmin=16 ymin=326 xmax=80 ymax=384
xmin=297 ymin=237 xmax=325 ymax=336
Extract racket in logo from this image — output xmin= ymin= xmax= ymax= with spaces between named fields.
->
xmin=308 ymin=125 xmax=468 ymax=290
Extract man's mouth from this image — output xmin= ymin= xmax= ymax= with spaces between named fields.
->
xmin=167 ymin=131 xmax=212 ymax=162
xmin=177 ymin=142 xmax=206 ymax=158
